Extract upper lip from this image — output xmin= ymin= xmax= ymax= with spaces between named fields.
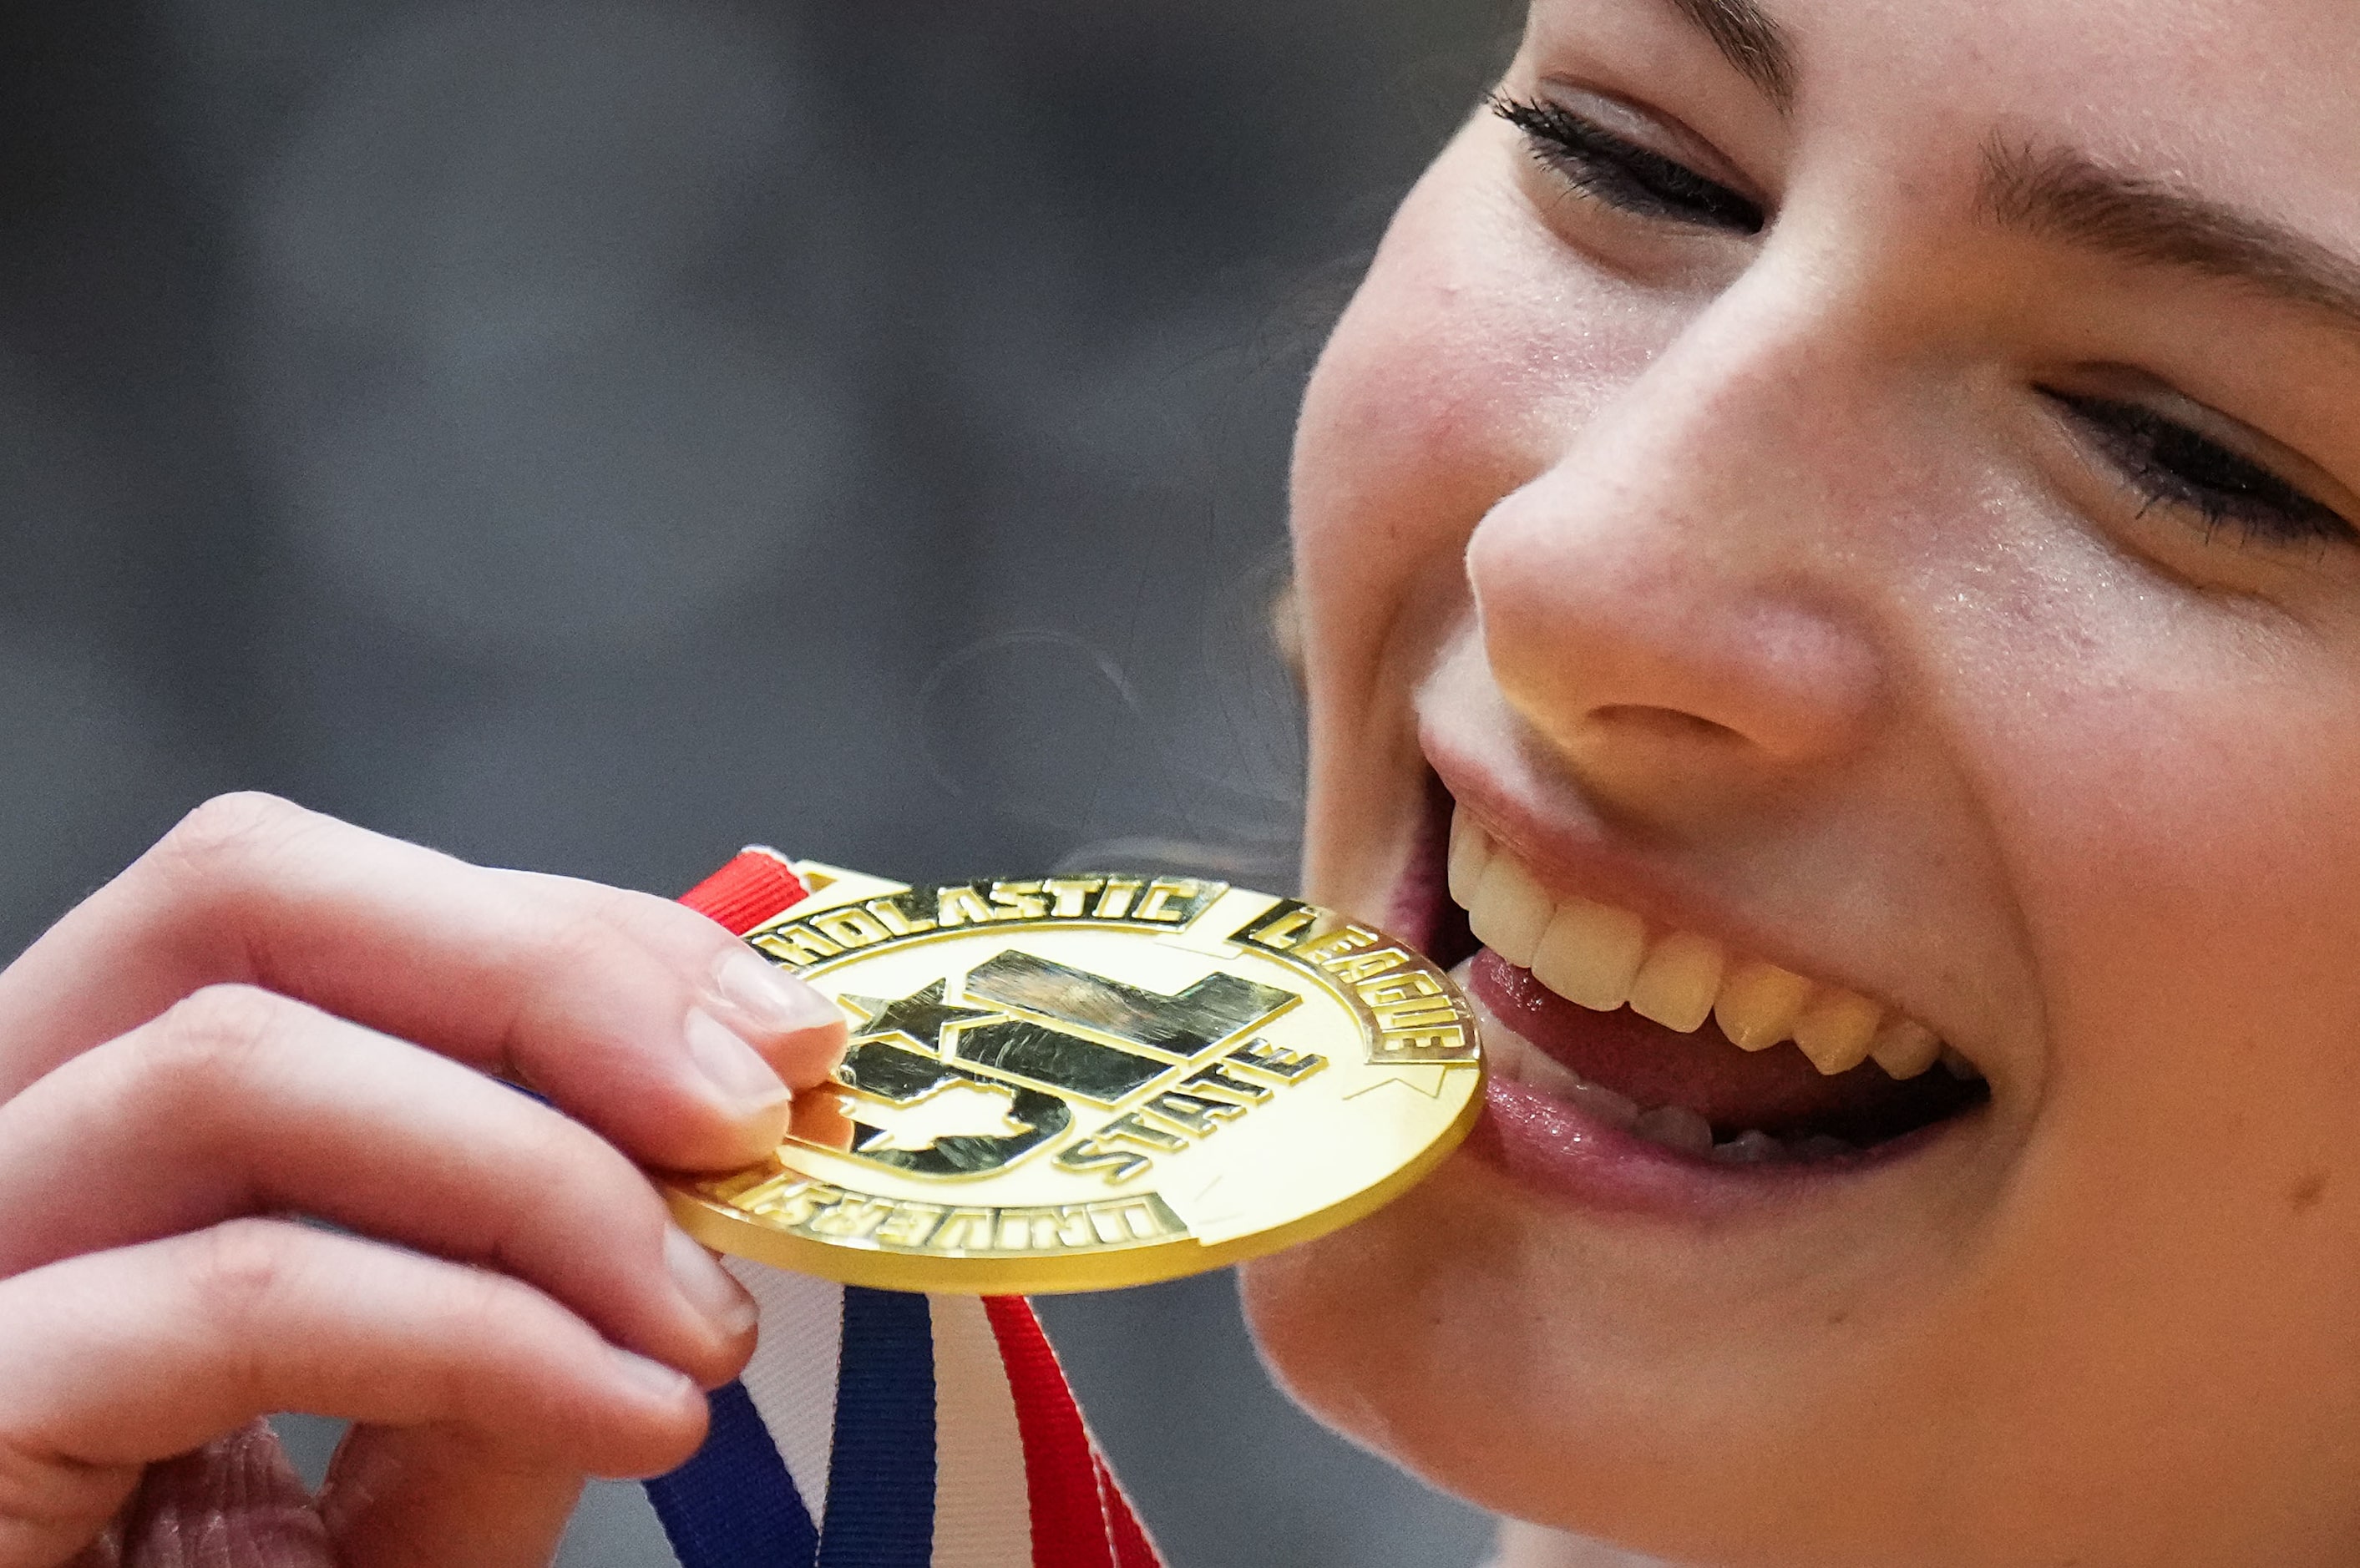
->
xmin=1420 ymin=716 xmax=1975 ymax=1073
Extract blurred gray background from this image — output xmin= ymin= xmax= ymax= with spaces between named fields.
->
xmin=0 ymin=1 xmax=1522 ymax=1563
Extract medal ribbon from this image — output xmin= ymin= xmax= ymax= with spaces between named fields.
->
xmin=647 ymin=850 xmax=1166 ymax=1568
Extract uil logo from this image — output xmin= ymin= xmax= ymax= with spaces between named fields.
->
xmin=822 ymin=948 xmax=1308 ymax=1183
xmin=673 ymin=870 xmax=1484 ymax=1292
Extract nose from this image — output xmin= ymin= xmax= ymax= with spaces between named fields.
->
xmin=1468 ymin=305 xmax=1887 ymax=820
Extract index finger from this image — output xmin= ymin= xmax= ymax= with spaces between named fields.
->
xmin=0 ymin=794 xmax=844 ymax=1171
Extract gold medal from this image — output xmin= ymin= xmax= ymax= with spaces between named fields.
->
xmin=662 ymin=862 xmax=1485 ymax=1294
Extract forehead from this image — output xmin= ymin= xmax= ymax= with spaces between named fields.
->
xmin=1526 ymin=0 xmax=2360 ymax=223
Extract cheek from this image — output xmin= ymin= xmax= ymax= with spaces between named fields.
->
xmin=1289 ymin=146 xmax=1669 ymax=899
xmin=1290 ymin=144 xmax=1653 ymax=694
xmin=2001 ymin=645 xmax=2360 ymax=1104
xmin=1941 ymin=599 xmax=2360 ymax=1483
xmin=1289 ymin=267 xmax=1511 ymax=655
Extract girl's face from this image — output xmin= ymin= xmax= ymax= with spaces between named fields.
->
xmin=1248 ymin=0 xmax=2360 ymax=1561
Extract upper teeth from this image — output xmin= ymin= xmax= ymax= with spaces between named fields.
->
xmin=1447 ymin=808 xmax=1961 ymax=1082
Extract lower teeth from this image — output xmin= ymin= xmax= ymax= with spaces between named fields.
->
xmin=1465 ymin=966 xmax=1866 ymax=1166
xmin=1710 ymin=1129 xmax=1784 ymax=1165
xmin=1632 ymin=1103 xmax=1714 ymax=1156
xmin=1505 ymin=1032 xmax=1861 ymax=1164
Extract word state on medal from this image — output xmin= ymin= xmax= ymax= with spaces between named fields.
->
xmin=666 ymin=867 xmax=1485 ymax=1294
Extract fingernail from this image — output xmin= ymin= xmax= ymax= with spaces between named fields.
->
xmin=683 ymin=1007 xmax=793 ymax=1119
xmin=607 ymin=1345 xmax=696 ymax=1404
xmin=665 ymin=1226 xmax=758 ymax=1338
xmin=709 ymin=948 xmax=846 ymax=1039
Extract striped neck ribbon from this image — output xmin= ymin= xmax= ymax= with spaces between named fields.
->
xmin=655 ymin=851 xmax=1165 ymax=1568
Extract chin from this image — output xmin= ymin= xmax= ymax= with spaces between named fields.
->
xmin=1242 ymin=756 xmax=2037 ymax=1566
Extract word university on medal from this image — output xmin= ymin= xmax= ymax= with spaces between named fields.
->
xmin=663 ymin=863 xmax=1486 ymax=1294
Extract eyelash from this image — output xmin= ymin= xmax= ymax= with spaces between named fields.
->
xmin=1490 ymin=94 xmax=1764 ymax=235
xmin=1490 ymin=97 xmax=2351 ymax=558
xmin=2037 ymin=389 xmax=2356 ymax=550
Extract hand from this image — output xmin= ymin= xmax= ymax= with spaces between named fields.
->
xmin=0 ymin=795 xmax=847 ymax=1568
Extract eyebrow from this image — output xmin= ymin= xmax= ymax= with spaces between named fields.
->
xmin=1978 ymin=138 xmax=2360 ymax=337
xmin=1664 ymin=0 xmax=1798 ymax=113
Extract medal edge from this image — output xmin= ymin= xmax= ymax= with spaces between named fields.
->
xmin=661 ymin=1064 xmax=1485 ymax=1296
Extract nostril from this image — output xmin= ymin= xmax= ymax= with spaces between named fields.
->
xmin=1591 ymin=705 xmax=1749 ymax=745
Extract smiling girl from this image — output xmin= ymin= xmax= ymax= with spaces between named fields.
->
xmin=5 ymin=0 xmax=2359 ymax=1563
xmin=1254 ymin=0 xmax=2360 ymax=1560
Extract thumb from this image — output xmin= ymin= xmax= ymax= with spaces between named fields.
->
xmin=120 ymin=1423 xmax=330 ymax=1568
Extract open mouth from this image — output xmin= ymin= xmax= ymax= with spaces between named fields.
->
xmin=1399 ymin=781 xmax=1989 ymax=1174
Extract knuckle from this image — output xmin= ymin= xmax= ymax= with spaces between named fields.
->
xmin=523 ymin=1136 xmax=654 ymax=1257
xmin=508 ymin=1100 xmax=604 ymax=1177
xmin=184 ymin=1218 xmax=302 ymax=1337
xmin=140 ymin=984 xmax=298 ymax=1093
xmin=535 ymin=901 xmax=640 ymax=978
xmin=152 ymin=792 xmax=310 ymax=878
xmin=437 ymin=1260 xmax=533 ymax=1350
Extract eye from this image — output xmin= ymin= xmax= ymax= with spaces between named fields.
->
xmin=2037 ymin=387 xmax=2357 ymax=551
xmin=1490 ymin=94 xmax=1764 ymax=236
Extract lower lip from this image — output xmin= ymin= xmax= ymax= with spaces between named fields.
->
xmin=1462 ymin=988 xmax=1944 ymax=1222
xmin=1385 ymin=780 xmax=1952 ymax=1219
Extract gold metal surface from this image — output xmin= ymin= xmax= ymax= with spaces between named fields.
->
xmin=661 ymin=864 xmax=1485 ymax=1294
